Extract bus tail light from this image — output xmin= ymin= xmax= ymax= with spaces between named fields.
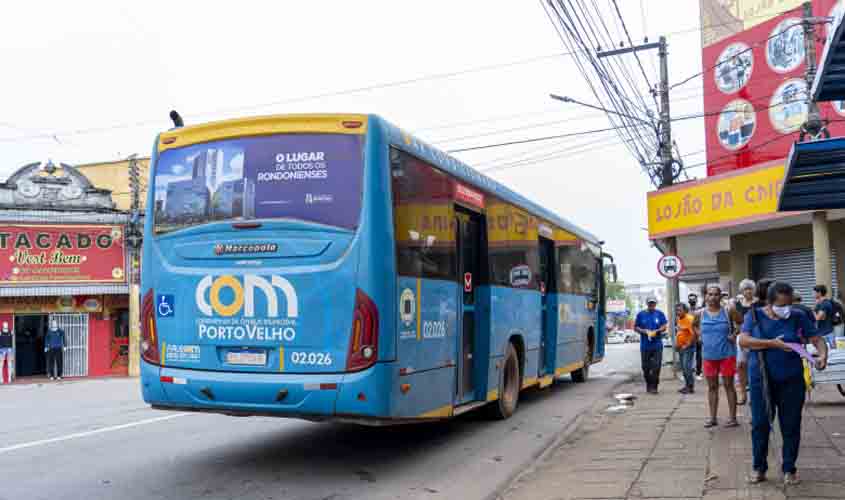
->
xmin=140 ymin=289 xmax=160 ymax=365
xmin=346 ymin=289 xmax=379 ymax=372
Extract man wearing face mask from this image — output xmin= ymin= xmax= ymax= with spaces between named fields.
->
xmin=740 ymin=282 xmax=829 ymax=486
xmin=44 ymin=320 xmax=66 ymax=381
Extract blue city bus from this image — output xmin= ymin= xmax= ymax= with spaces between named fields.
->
xmin=140 ymin=114 xmax=614 ymax=423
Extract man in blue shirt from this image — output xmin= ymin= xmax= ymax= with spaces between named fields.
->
xmin=634 ymin=297 xmax=667 ymax=394
xmin=740 ymin=282 xmax=828 ymax=486
xmin=813 ymin=284 xmax=834 ymax=348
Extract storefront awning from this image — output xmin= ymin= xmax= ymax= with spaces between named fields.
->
xmin=0 ymin=284 xmax=129 ymax=297
xmin=778 ymin=138 xmax=845 ymax=211
xmin=812 ymin=16 xmax=845 ymax=102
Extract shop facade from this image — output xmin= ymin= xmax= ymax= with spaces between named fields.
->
xmin=649 ymin=1 xmax=845 ymax=300
xmin=647 ymin=160 xmax=844 ymax=300
xmin=0 ymin=161 xmax=131 ymax=382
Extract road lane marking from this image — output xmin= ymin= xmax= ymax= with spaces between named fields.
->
xmin=0 ymin=413 xmax=189 ymax=455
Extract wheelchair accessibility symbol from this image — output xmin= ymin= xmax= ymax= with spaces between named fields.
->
xmin=156 ymin=294 xmax=175 ymax=318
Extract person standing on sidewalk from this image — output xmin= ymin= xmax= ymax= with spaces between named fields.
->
xmin=694 ymin=285 xmax=739 ymax=428
xmin=44 ymin=320 xmax=66 ymax=381
xmin=730 ymin=279 xmax=756 ymax=405
xmin=835 ymin=291 xmax=845 ymax=340
xmin=688 ymin=292 xmax=704 ymax=378
xmin=675 ymin=303 xmax=697 ymax=394
xmin=813 ymin=285 xmax=835 ymax=348
xmin=740 ymin=281 xmax=829 ymax=485
xmin=634 ymin=297 xmax=667 ymax=394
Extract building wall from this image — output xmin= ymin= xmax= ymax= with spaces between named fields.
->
xmin=76 ymin=158 xmax=150 ymax=211
xmin=729 ymin=220 xmax=845 ymax=294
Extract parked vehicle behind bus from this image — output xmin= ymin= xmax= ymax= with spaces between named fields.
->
xmin=139 ymin=114 xmax=613 ymax=423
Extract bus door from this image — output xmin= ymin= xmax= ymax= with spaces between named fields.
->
xmin=538 ymin=237 xmax=557 ymax=377
xmin=594 ymin=258 xmax=607 ymax=361
xmin=455 ymin=209 xmax=485 ymax=404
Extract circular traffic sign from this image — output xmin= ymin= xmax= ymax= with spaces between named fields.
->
xmin=657 ymin=254 xmax=685 ymax=279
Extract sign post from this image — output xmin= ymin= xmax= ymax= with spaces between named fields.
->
xmin=658 ymin=253 xmax=685 ymax=374
xmin=657 ymin=255 xmax=685 ymax=280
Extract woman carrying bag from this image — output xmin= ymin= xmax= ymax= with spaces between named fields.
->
xmin=739 ymin=282 xmax=828 ymax=486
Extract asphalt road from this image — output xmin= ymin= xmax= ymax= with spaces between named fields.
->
xmin=0 ymin=344 xmax=642 ymax=500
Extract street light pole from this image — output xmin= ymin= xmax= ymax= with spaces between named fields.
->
xmin=596 ymin=36 xmax=680 ymax=373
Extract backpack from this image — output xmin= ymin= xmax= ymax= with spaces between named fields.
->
xmin=830 ymin=300 xmax=844 ymax=327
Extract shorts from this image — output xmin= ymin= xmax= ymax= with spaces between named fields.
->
xmin=703 ymin=356 xmax=737 ymax=378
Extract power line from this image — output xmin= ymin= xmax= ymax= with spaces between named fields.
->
xmin=479 ymin=133 xmax=621 ymax=169
xmin=542 ymin=0 xmax=658 ymax=169
xmin=670 ymin=88 xmax=808 ymax=123
xmin=481 ymin=134 xmax=624 ymax=173
xmin=682 ymin=134 xmax=798 ymax=171
xmin=0 ymin=50 xmax=578 ymax=143
xmin=669 ymin=8 xmax=806 ymax=91
xmin=664 ymin=5 xmax=803 ymax=39
xmin=446 ymin=125 xmax=620 ymax=153
xmin=610 ymin=0 xmax=657 ymax=105
xmin=430 ymin=112 xmax=606 ymax=145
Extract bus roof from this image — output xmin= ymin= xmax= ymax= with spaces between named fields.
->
xmin=373 ymin=115 xmax=601 ymax=245
xmin=153 ymin=113 xmax=601 ymax=246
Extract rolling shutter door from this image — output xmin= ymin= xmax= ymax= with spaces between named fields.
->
xmin=752 ymin=248 xmax=839 ymax=300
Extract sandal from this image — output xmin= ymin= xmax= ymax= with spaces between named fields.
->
xmin=724 ymin=419 xmax=740 ymax=428
xmin=704 ymin=419 xmax=718 ymax=428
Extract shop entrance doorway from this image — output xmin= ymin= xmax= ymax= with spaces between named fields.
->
xmin=51 ymin=313 xmax=88 ymax=377
xmin=13 ymin=313 xmax=89 ymax=378
xmin=14 ymin=315 xmax=47 ymax=377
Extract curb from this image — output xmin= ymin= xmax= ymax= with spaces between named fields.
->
xmin=486 ymin=374 xmax=634 ymax=500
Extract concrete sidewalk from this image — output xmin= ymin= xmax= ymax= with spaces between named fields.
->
xmin=501 ymin=370 xmax=845 ymax=500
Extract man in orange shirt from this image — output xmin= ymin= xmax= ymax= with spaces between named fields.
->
xmin=676 ymin=303 xmax=697 ymax=394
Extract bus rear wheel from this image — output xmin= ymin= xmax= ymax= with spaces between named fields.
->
xmin=571 ymin=335 xmax=592 ymax=383
xmin=489 ymin=343 xmax=521 ymax=419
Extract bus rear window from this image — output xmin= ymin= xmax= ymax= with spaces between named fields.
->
xmin=153 ymin=133 xmax=363 ymax=234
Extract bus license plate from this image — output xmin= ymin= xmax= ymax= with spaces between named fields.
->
xmin=226 ymin=350 xmax=267 ymax=366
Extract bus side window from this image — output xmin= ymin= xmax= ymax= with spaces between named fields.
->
xmin=557 ymin=246 xmax=576 ymax=294
xmin=391 ymin=148 xmax=457 ymax=281
xmin=487 ymin=199 xmax=538 ymax=289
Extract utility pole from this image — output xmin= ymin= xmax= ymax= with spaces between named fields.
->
xmin=598 ymin=36 xmax=680 ymax=373
xmin=127 ymin=155 xmax=143 ymax=377
xmin=658 ymin=36 xmax=680 ymax=374
xmin=800 ymin=1 xmax=827 ymax=141
xmin=800 ymin=1 xmax=834 ymax=297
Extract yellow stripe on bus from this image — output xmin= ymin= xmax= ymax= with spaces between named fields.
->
xmin=486 ymin=389 xmax=499 ymax=401
xmin=157 ymin=114 xmax=369 ymax=152
xmin=554 ymin=361 xmax=584 ymax=377
xmin=279 ymin=346 xmax=285 ymax=372
xmin=161 ymin=342 xmax=166 ymax=366
xmin=521 ymin=377 xmax=538 ymax=389
xmin=418 ymin=404 xmax=453 ymax=418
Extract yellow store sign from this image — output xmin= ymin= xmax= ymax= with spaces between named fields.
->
xmin=647 ymin=163 xmax=789 ymax=239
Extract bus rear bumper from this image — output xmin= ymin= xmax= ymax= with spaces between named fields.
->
xmin=140 ymin=360 xmax=393 ymax=419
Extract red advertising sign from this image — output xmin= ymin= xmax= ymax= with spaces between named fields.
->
xmin=700 ymin=0 xmax=845 ymax=177
xmin=454 ymin=183 xmax=485 ymax=209
xmin=0 ymin=225 xmax=127 ymax=285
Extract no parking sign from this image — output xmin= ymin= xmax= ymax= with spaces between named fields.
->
xmin=657 ymin=255 xmax=685 ymax=279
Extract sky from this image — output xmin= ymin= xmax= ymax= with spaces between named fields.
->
xmin=0 ymin=1 xmax=710 ymax=284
